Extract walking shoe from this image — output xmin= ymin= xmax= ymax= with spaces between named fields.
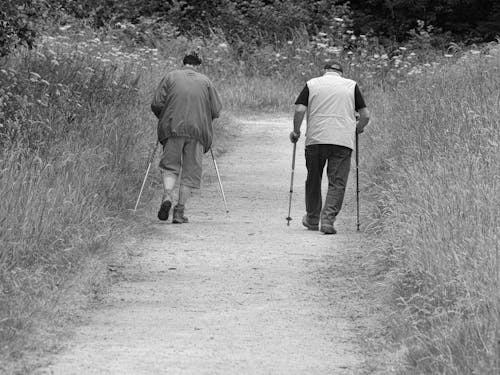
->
xmin=320 ymin=222 xmax=337 ymax=235
xmin=172 ymin=205 xmax=189 ymax=224
xmin=302 ymin=215 xmax=319 ymax=231
xmin=157 ymin=200 xmax=172 ymax=221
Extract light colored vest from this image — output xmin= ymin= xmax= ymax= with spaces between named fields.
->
xmin=305 ymin=72 xmax=357 ymax=149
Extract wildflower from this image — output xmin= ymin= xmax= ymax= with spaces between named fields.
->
xmin=470 ymin=50 xmax=480 ymax=55
xmin=30 ymin=72 xmax=41 ymax=80
xmin=334 ymin=17 xmax=343 ymax=22
xmin=374 ymin=54 xmax=380 ymax=59
xmin=444 ymin=54 xmax=453 ymax=58
xmin=287 ymin=41 xmax=293 ymax=45
xmin=218 ymin=43 xmax=228 ymax=49
xmin=399 ymin=47 xmax=407 ymax=51
xmin=327 ymin=46 xmax=342 ymax=55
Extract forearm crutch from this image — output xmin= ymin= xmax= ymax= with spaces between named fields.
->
xmin=210 ymin=148 xmax=229 ymax=214
xmin=134 ymin=142 xmax=159 ymax=212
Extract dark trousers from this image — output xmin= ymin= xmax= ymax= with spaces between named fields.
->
xmin=305 ymin=144 xmax=352 ymax=225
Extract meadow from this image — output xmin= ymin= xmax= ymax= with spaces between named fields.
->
xmin=0 ymin=19 xmax=498 ymax=374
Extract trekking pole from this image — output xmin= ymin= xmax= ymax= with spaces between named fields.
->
xmin=355 ymin=132 xmax=360 ymax=231
xmin=286 ymin=142 xmax=297 ymax=226
xmin=210 ymin=148 xmax=229 ymax=214
xmin=134 ymin=142 xmax=159 ymax=212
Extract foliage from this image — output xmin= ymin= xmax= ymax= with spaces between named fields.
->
xmin=348 ymin=0 xmax=500 ymax=43
xmin=2 ymin=0 xmax=499 ymax=58
xmin=0 ymin=0 xmax=48 ymax=56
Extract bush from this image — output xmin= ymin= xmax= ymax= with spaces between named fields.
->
xmin=0 ymin=0 xmax=47 ymax=56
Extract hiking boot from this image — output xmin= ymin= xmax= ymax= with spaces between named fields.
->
xmin=157 ymin=200 xmax=172 ymax=221
xmin=320 ymin=222 xmax=337 ymax=235
xmin=302 ymin=215 xmax=319 ymax=231
xmin=172 ymin=205 xmax=189 ymax=224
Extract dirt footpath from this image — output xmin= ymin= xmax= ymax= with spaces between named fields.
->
xmin=40 ymin=115 xmax=389 ymax=374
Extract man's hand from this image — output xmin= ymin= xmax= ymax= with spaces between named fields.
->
xmin=289 ymin=131 xmax=300 ymax=143
xmin=356 ymin=124 xmax=365 ymax=134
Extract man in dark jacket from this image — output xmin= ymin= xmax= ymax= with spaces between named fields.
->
xmin=151 ymin=52 xmax=222 ymax=223
xmin=290 ymin=61 xmax=370 ymax=234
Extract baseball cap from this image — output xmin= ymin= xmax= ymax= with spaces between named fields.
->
xmin=324 ymin=61 xmax=343 ymax=73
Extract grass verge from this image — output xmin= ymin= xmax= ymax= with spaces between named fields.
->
xmin=0 ymin=32 xmax=237 ymax=373
xmin=362 ymin=45 xmax=499 ymax=374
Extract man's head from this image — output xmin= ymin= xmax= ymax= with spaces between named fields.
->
xmin=183 ymin=52 xmax=202 ymax=66
xmin=324 ymin=60 xmax=343 ymax=74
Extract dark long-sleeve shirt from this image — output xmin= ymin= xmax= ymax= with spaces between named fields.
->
xmin=151 ymin=68 xmax=222 ymax=153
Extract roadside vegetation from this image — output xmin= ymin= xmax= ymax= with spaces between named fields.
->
xmin=364 ymin=46 xmax=500 ymax=374
xmin=1 ymin=1 xmax=498 ymax=373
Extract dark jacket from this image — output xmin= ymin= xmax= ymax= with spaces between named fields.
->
xmin=151 ymin=68 xmax=222 ymax=152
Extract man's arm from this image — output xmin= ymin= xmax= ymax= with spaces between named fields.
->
xmin=356 ymin=107 xmax=370 ymax=134
xmin=290 ymin=84 xmax=309 ymax=143
xmin=151 ymin=77 xmax=168 ymax=119
xmin=290 ymin=105 xmax=306 ymax=143
xmin=209 ymin=83 xmax=222 ymax=119
xmin=354 ymin=84 xmax=370 ymax=134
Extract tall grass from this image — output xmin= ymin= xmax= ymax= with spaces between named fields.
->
xmin=363 ymin=46 xmax=500 ymax=373
xmin=0 ymin=30 xmax=236 ymax=372
xmin=0 ymin=43 xmax=157 ymax=370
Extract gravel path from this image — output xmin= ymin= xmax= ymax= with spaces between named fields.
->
xmin=40 ymin=115 xmax=378 ymax=374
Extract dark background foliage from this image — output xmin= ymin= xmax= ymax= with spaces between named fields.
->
xmin=2 ymin=0 xmax=499 ymax=56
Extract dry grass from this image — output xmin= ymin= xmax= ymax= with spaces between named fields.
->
xmin=363 ymin=45 xmax=500 ymax=374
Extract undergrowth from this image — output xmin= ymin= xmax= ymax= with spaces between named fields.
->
xmin=363 ymin=45 xmax=500 ymax=374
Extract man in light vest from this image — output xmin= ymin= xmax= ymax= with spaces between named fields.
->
xmin=290 ymin=61 xmax=370 ymax=234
